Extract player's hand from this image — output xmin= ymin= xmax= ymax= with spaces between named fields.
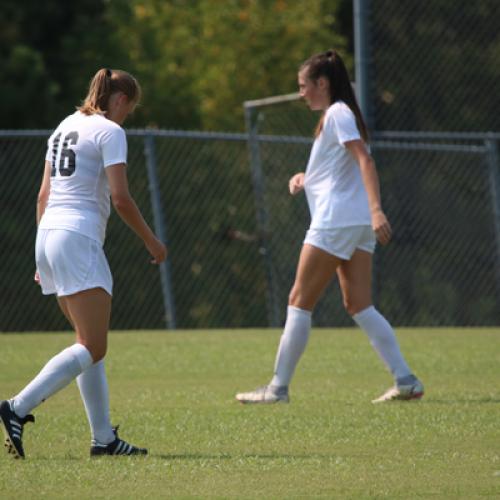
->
xmin=372 ymin=210 xmax=392 ymax=245
xmin=34 ymin=271 xmax=41 ymax=285
xmin=289 ymin=172 xmax=305 ymax=195
xmin=145 ymin=236 xmax=168 ymax=264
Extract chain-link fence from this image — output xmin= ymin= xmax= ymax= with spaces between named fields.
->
xmin=2 ymin=126 xmax=500 ymax=330
xmin=0 ymin=130 xmax=269 ymax=331
xmin=2 ymin=124 xmax=500 ymax=330
xmin=238 ymin=0 xmax=500 ymax=327
xmin=2 ymin=1 xmax=500 ymax=331
xmin=244 ymin=97 xmax=500 ymax=328
xmin=369 ymin=0 xmax=500 ymax=133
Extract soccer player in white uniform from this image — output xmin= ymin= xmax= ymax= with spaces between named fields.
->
xmin=0 ymin=68 xmax=167 ymax=458
xmin=236 ymin=50 xmax=424 ymax=404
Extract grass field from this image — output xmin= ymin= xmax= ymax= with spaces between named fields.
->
xmin=0 ymin=328 xmax=499 ymax=499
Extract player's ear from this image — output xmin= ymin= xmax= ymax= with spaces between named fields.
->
xmin=317 ymin=76 xmax=328 ymax=90
xmin=117 ymin=92 xmax=128 ymax=106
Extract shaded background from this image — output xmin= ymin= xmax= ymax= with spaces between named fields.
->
xmin=1 ymin=0 xmax=499 ymax=330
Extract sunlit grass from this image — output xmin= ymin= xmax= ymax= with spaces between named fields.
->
xmin=0 ymin=328 xmax=499 ymax=498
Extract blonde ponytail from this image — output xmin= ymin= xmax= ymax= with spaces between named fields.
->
xmin=78 ymin=68 xmax=141 ymax=116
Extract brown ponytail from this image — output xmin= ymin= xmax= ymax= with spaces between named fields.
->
xmin=78 ymin=68 xmax=141 ymax=116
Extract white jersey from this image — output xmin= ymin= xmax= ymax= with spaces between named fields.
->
xmin=39 ymin=111 xmax=127 ymax=245
xmin=303 ymin=101 xmax=371 ymax=229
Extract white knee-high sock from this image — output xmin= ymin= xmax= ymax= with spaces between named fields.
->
xmin=270 ymin=306 xmax=312 ymax=387
xmin=353 ymin=306 xmax=411 ymax=380
xmin=77 ymin=360 xmax=115 ymax=444
xmin=12 ymin=343 xmax=93 ymax=418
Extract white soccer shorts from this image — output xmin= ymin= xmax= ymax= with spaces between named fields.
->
xmin=35 ymin=229 xmax=113 ymax=297
xmin=303 ymin=225 xmax=376 ymax=260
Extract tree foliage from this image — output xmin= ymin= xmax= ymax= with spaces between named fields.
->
xmin=1 ymin=0 xmax=347 ymax=131
xmin=0 ymin=0 xmax=123 ymax=127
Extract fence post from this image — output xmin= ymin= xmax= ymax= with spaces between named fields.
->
xmin=144 ymin=133 xmax=177 ymax=329
xmin=485 ymin=138 xmax=500 ymax=309
xmin=244 ymin=105 xmax=281 ymax=327
xmin=354 ymin=0 xmax=373 ymax=130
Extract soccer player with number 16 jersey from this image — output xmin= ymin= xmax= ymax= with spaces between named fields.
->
xmin=0 ymin=68 xmax=167 ymax=459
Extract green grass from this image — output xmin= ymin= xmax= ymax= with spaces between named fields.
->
xmin=0 ymin=328 xmax=499 ymax=499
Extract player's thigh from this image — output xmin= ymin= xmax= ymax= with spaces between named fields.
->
xmin=57 ymin=296 xmax=74 ymax=328
xmin=336 ymin=249 xmax=373 ymax=314
xmin=64 ymin=288 xmax=111 ymax=358
xmin=290 ymin=243 xmax=341 ymax=309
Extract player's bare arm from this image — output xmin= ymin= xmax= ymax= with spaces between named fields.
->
xmin=106 ymin=163 xmax=167 ymax=263
xmin=345 ymin=140 xmax=392 ymax=245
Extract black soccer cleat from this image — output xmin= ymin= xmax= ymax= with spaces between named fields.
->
xmin=90 ymin=426 xmax=148 ymax=457
xmin=0 ymin=400 xmax=35 ymax=459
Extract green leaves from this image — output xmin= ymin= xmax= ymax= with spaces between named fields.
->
xmin=0 ymin=0 xmax=347 ymax=130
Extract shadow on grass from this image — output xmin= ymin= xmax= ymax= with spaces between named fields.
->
xmin=155 ymin=452 xmax=335 ymax=461
xmin=6 ymin=453 xmax=339 ymax=462
xmin=424 ymin=398 xmax=500 ymax=404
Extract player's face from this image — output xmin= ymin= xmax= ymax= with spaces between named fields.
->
xmin=298 ymin=69 xmax=330 ymax=111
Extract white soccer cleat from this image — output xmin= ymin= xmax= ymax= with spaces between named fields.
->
xmin=235 ymin=385 xmax=289 ymax=404
xmin=372 ymin=379 xmax=424 ymax=403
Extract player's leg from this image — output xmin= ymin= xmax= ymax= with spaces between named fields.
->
xmin=337 ymin=248 xmax=423 ymax=402
xmin=0 ymin=230 xmax=87 ymax=458
xmin=63 ymin=287 xmax=110 ymax=362
xmin=57 ymin=296 xmax=74 ymax=328
xmin=2 ymin=291 xmax=99 ymax=459
xmin=9 ymin=273 xmax=107 ymax=421
xmin=76 ymin=360 xmax=116 ymax=446
xmin=2 ymin=230 xmax=136 ymax=459
xmin=55 ymin=239 xmax=114 ymax=446
xmin=1 ymin=231 xmax=97 ymax=458
xmin=272 ymin=244 xmax=341 ymax=386
xmin=56 ymin=294 xmax=115 ymax=445
xmin=64 ymin=287 xmax=146 ymax=455
xmin=236 ymin=243 xmax=341 ymax=404
xmin=1 ymin=332 xmax=93 ymax=459
xmin=57 ymin=295 xmax=120 ymax=449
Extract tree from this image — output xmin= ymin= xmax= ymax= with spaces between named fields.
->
xmin=0 ymin=0 xmax=347 ymax=131
xmin=0 ymin=0 xmax=124 ymax=128
xmin=111 ymin=0 xmax=346 ymax=130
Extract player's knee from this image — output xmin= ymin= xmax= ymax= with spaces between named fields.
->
xmin=343 ymin=297 xmax=358 ymax=316
xmin=91 ymin=349 xmax=107 ymax=363
xmin=288 ymin=286 xmax=314 ymax=310
xmin=288 ymin=285 xmax=305 ymax=307
xmin=82 ymin=342 xmax=107 ymax=362
xmin=344 ymin=297 xmax=370 ymax=316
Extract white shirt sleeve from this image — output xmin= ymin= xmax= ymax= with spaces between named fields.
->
xmin=100 ymin=127 xmax=128 ymax=167
xmin=330 ymin=103 xmax=361 ymax=146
